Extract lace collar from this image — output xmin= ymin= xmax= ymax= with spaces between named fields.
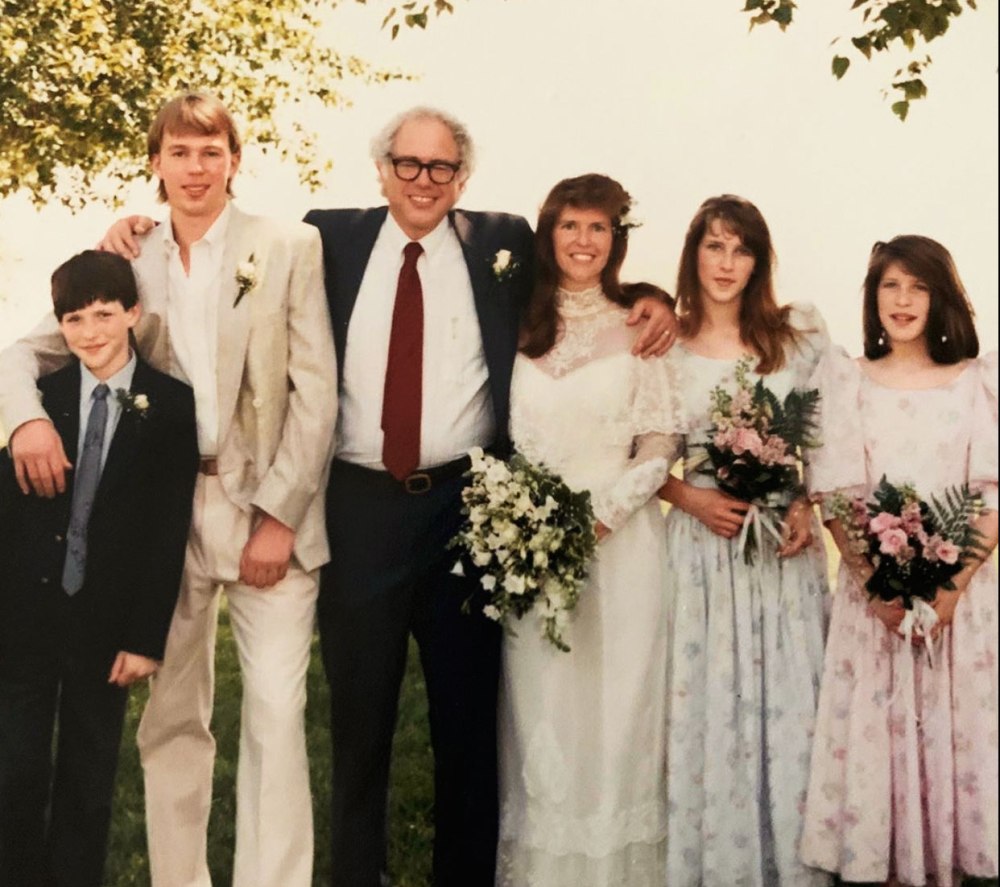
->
xmin=556 ymin=284 xmax=607 ymax=317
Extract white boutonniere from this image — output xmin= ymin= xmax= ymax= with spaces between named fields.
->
xmin=115 ymin=389 xmax=150 ymax=419
xmin=233 ymin=253 xmax=257 ymax=307
xmin=490 ymin=249 xmax=520 ymax=283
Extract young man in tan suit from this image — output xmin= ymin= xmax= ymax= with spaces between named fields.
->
xmin=0 ymin=93 xmax=337 ymax=887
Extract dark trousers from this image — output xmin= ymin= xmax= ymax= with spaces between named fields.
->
xmin=0 ymin=645 xmax=127 ymax=887
xmin=319 ymin=459 xmax=502 ymax=887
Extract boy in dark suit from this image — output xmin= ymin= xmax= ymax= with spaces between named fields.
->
xmin=0 ymin=250 xmax=198 ymax=887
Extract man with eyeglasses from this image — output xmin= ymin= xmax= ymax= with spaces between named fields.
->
xmin=304 ymin=106 xmax=675 ymax=887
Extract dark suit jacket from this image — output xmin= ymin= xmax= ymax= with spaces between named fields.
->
xmin=303 ymin=206 xmax=535 ymax=456
xmin=0 ymin=357 xmax=199 ymax=666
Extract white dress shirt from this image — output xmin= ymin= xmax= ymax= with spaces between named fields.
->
xmin=78 ymin=351 xmax=136 ymax=470
xmin=337 ymin=213 xmax=495 ymax=469
xmin=160 ymin=203 xmax=230 ymax=455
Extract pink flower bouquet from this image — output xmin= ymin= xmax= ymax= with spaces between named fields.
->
xmin=697 ymin=356 xmax=821 ymax=562
xmin=830 ymin=476 xmax=984 ymax=640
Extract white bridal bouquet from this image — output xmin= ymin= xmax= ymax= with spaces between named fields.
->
xmin=450 ymin=447 xmax=597 ymax=651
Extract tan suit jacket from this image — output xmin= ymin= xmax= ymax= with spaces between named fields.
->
xmin=0 ymin=205 xmax=337 ymax=571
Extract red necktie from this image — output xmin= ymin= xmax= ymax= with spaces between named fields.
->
xmin=382 ymin=241 xmax=424 ymax=480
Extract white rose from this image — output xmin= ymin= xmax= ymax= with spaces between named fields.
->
xmin=483 ymin=604 xmax=502 ymax=621
xmin=500 ymin=524 xmax=520 ymax=546
xmin=480 ymin=575 xmax=497 ymax=591
xmin=533 ymin=550 xmax=549 ymax=569
xmin=492 ymin=249 xmax=511 ymax=274
xmin=538 ymin=495 xmax=558 ymax=520
xmin=237 ymin=260 xmax=256 ymax=280
xmin=133 ymin=393 xmax=149 ymax=411
xmin=513 ymin=492 xmax=534 ymax=517
xmin=485 ymin=461 xmax=511 ymax=486
xmin=503 ymin=573 xmax=527 ymax=595
xmin=472 ymin=550 xmax=492 ymax=567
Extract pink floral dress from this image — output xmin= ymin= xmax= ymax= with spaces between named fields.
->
xmin=801 ymin=349 xmax=999 ymax=886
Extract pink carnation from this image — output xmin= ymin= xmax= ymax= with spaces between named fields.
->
xmin=714 ymin=428 xmax=736 ymax=449
xmin=935 ymin=539 xmax=960 ymax=565
xmin=901 ymin=501 xmax=924 ymax=535
xmin=878 ymin=527 xmax=909 ymax=557
xmin=731 ymin=427 xmax=763 ymax=458
xmin=869 ymin=511 xmax=902 ymax=535
xmin=923 ymin=533 xmax=944 ymax=562
xmin=758 ymin=435 xmax=793 ymax=466
xmin=731 ymin=388 xmax=753 ymax=416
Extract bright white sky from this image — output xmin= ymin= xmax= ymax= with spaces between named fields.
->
xmin=1 ymin=0 xmax=997 ymax=357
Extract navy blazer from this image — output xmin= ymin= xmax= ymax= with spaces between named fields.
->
xmin=303 ymin=206 xmax=535 ymax=455
xmin=0 ymin=358 xmax=199 ymax=665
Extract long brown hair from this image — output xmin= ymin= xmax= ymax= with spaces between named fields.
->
xmin=862 ymin=235 xmax=979 ymax=363
xmin=675 ymin=194 xmax=797 ymax=374
xmin=520 ymin=174 xmax=635 ymax=358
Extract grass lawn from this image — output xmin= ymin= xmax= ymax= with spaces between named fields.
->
xmin=106 ymin=605 xmax=434 ymax=886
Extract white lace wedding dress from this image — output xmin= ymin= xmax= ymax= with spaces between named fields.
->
xmin=495 ymin=286 xmax=683 ymax=886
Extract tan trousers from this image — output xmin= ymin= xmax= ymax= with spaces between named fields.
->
xmin=137 ymin=475 xmax=317 ymax=887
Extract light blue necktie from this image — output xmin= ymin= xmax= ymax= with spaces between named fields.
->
xmin=62 ymin=383 xmax=110 ymax=596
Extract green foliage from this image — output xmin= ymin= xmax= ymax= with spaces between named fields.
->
xmin=743 ymin=0 xmax=980 ymax=119
xmin=0 ymin=0 xmax=444 ymax=208
xmin=927 ymin=482 xmax=984 ymax=551
xmin=770 ymin=385 xmax=821 ymax=450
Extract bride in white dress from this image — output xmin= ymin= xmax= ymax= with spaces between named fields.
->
xmin=495 ymin=174 xmax=683 ymax=886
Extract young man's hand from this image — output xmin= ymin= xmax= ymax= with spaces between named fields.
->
xmin=239 ymin=512 xmax=296 ymax=589
xmin=10 ymin=419 xmax=72 ymax=497
xmin=108 ymin=651 xmax=159 ymax=687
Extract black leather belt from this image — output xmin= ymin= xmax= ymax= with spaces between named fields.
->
xmin=399 ymin=456 xmax=473 ymax=494
xmin=333 ymin=456 xmax=472 ymax=495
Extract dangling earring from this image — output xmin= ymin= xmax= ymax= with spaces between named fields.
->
xmin=941 ymin=334 xmax=948 ymax=343
xmin=877 ymin=329 xmax=886 ymax=347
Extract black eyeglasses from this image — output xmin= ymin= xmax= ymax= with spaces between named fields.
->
xmin=388 ymin=156 xmax=462 ymax=185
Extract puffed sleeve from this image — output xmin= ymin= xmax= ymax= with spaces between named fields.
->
xmin=787 ymin=301 xmax=831 ymax=377
xmin=805 ymin=344 xmax=867 ymax=502
xmin=591 ymin=352 xmax=685 ymax=531
xmin=969 ymin=351 xmax=998 ymax=511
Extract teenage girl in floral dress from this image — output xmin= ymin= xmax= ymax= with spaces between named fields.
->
xmin=801 ymin=235 xmax=998 ymax=886
xmin=660 ymin=194 xmax=831 ymax=887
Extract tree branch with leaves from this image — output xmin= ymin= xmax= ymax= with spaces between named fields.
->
xmin=743 ymin=0 xmax=980 ymax=120
xmin=0 ymin=0 xmax=459 ymax=208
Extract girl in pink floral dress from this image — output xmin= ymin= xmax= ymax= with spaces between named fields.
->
xmin=801 ymin=235 xmax=999 ymax=886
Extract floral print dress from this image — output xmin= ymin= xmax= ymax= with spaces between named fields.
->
xmin=800 ymin=349 xmax=999 ymax=886
xmin=662 ymin=303 xmax=832 ymax=887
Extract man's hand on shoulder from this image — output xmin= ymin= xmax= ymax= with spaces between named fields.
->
xmin=108 ymin=651 xmax=160 ymax=687
xmin=97 ymin=215 xmax=157 ymax=259
xmin=626 ymin=296 xmax=678 ymax=358
xmin=10 ymin=419 xmax=72 ymax=497
xmin=239 ymin=511 xmax=296 ymax=589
